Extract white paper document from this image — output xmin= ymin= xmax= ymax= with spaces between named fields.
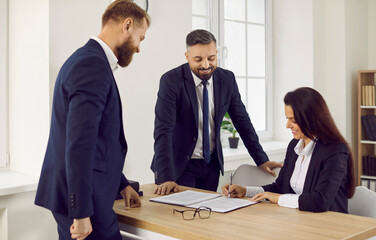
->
xmin=150 ymin=190 xmax=257 ymax=213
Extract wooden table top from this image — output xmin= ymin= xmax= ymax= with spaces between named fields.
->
xmin=114 ymin=184 xmax=376 ymax=240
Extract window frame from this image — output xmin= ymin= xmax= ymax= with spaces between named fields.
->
xmin=0 ymin=0 xmax=9 ymax=167
xmin=192 ymin=0 xmax=273 ymax=141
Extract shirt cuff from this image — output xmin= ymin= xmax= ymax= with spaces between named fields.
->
xmin=245 ymin=186 xmax=265 ymax=197
xmin=278 ymin=194 xmax=300 ymax=209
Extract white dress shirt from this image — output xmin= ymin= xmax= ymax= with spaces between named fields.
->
xmin=91 ymin=36 xmax=119 ymax=72
xmin=245 ymin=139 xmax=316 ymax=209
xmin=191 ymin=72 xmax=215 ymax=159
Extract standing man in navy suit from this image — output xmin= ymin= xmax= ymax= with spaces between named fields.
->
xmin=35 ymin=1 xmax=150 ymax=239
xmin=151 ymin=29 xmax=282 ymax=195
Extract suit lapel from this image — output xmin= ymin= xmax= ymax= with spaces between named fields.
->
xmin=113 ymin=81 xmax=127 ymax=149
xmin=184 ymin=64 xmax=199 ymax=128
xmin=88 ymin=39 xmax=127 ymax=149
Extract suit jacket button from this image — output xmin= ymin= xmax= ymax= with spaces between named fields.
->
xmin=193 ymin=138 xmax=197 ymax=142
xmin=186 ymin=156 xmax=190 ymax=160
xmin=122 ymin=149 xmax=127 ymax=154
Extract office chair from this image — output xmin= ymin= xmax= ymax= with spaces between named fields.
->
xmin=348 ymin=186 xmax=376 ymax=218
xmin=232 ymin=164 xmax=280 ymax=187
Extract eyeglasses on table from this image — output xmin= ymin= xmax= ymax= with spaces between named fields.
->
xmin=172 ymin=206 xmax=212 ymax=220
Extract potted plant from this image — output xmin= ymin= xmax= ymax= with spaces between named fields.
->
xmin=221 ymin=112 xmax=239 ymax=148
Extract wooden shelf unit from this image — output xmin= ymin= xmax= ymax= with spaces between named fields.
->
xmin=357 ymin=70 xmax=376 ymax=188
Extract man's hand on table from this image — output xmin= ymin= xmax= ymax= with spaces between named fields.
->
xmin=154 ymin=181 xmax=179 ymax=195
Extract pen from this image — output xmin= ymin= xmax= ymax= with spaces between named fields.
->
xmin=228 ymin=172 xmax=232 ymax=198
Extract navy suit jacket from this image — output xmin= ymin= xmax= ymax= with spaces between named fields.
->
xmin=262 ymin=139 xmax=350 ymax=213
xmin=151 ymin=63 xmax=268 ymax=184
xmin=35 ymin=39 xmax=129 ymax=219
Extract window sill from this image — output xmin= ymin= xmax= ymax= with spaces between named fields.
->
xmin=0 ymin=169 xmax=38 ymax=196
xmin=222 ymin=140 xmax=288 ymax=172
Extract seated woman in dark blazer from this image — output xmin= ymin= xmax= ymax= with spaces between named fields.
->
xmin=222 ymin=87 xmax=355 ymax=213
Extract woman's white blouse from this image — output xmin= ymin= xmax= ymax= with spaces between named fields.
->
xmin=245 ymin=139 xmax=316 ymax=209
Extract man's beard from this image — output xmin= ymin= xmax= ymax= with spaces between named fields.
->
xmin=116 ymin=38 xmax=136 ymax=68
xmin=192 ymin=66 xmax=216 ymax=81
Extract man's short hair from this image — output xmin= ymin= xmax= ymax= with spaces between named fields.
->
xmin=186 ymin=29 xmax=217 ymax=48
xmin=102 ymin=0 xmax=151 ymax=28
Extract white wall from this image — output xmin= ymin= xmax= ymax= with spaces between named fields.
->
xmin=369 ymin=0 xmax=376 ymax=69
xmin=344 ymin=0 xmax=369 ymax=165
xmin=49 ymin=0 xmax=107 ymax=103
xmin=313 ymin=1 xmax=347 ymax=136
xmin=273 ymin=0 xmax=314 ymax=142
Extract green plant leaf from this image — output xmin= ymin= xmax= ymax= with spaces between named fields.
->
xmin=221 ymin=112 xmax=237 ymax=137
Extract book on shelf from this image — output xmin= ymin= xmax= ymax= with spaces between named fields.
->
xmin=360 ymin=178 xmax=376 ymax=192
xmin=362 ymin=155 xmax=376 ymax=176
xmin=362 ymin=156 xmax=369 ymax=176
xmin=361 ymin=115 xmax=376 ymax=141
xmin=361 ymin=85 xmax=376 ymax=106
xmin=370 ymin=180 xmax=376 ymax=192
xmin=368 ymin=115 xmax=376 ymax=140
xmin=362 ymin=85 xmax=366 ymax=105
xmin=149 ymin=190 xmax=257 ymax=213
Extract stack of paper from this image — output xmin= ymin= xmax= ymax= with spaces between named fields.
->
xmin=150 ymin=190 xmax=257 ymax=213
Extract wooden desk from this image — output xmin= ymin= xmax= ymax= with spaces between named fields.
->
xmin=114 ymin=184 xmax=376 ymax=240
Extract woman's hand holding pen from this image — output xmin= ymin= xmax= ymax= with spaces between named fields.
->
xmin=222 ymin=184 xmax=246 ymax=198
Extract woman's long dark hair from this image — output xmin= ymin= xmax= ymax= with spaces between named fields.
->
xmin=284 ymin=87 xmax=355 ymax=198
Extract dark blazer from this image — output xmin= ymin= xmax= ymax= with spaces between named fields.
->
xmin=262 ymin=139 xmax=350 ymax=213
xmin=151 ymin=63 xmax=268 ymax=184
xmin=35 ymin=39 xmax=129 ymax=219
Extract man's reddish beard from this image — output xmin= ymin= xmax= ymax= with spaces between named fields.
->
xmin=116 ymin=37 xmax=136 ymax=67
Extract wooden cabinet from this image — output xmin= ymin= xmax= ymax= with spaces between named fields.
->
xmin=358 ymin=70 xmax=376 ymax=190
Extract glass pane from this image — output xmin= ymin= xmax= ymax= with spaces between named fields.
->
xmin=224 ymin=21 xmax=246 ymax=76
xmin=247 ymin=0 xmax=265 ymax=24
xmin=192 ymin=0 xmax=209 ymax=16
xmin=224 ymin=0 xmax=245 ymax=21
xmin=192 ymin=16 xmax=210 ymax=31
xmin=236 ymin=77 xmax=247 ymax=105
xmin=247 ymin=25 xmax=265 ymax=77
xmin=247 ymin=78 xmax=266 ymax=131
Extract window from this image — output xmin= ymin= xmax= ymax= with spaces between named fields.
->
xmin=192 ymin=0 xmax=273 ymax=140
xmin=0 ymin=0 xmax=8 ymax=167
